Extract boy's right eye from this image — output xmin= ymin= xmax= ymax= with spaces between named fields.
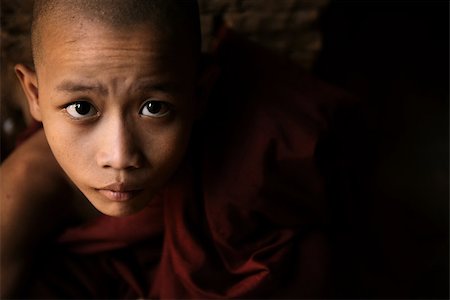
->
xmin=65 ymin=101 xmax=98 ymax=119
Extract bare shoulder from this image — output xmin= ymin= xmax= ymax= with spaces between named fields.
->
xmin=0 ymin=129 xmax=76 ymax=297
xmin=2 ymin=129 xmax=66 ymax=195
xmin=1 ymin=129 xmax=75 ymax=220
xmin=0 ymin=128 xmax=75 ymax=246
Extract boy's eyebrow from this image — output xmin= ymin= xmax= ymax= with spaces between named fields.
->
xmin=56 ymin=80 xmax=179 ymax=94
xmin=137 ymin=82 xmax=178 ymax=93
xmin=56 ymin=80 xmax=108 ymax=95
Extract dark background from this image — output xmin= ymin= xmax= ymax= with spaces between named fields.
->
xmin=314 ymin=1 xmax=448 ymax=298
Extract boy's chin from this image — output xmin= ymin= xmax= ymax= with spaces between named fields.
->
xmin=85 ymin=191 xmax=152 ymax=217
xmin=91 ymin=199 xmax=149 ymax=217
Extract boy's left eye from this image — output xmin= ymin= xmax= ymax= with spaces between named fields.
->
xmin=65 ymin=101 xmax=98 ymax=119
xmin=139 ymin=100 xmax=170 ymax=117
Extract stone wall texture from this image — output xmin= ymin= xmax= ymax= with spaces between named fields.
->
xmin=199 ymin=0 xmax=329 ymax=70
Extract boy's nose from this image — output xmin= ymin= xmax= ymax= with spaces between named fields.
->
xmin=96 ymin=119 xmax=143 ymax=170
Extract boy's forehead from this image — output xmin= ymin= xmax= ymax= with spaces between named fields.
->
xmin=38 ymin=17 xmax=196 ymax=71
xmin=41 ymin=16 xmax=170 ymax=50
xmin=35 ymin=18 xmax=198 ymax=95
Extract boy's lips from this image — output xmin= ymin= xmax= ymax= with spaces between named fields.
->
xmin=96 ymin=182 xmax=144 ymax=202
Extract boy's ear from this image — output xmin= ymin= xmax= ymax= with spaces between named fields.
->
xmin=196 ymin=63 xmax=220 ymax=118
xmin=14 ymin=64 xmax=42 ymax=121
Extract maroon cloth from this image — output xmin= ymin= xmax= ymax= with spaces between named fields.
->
xmin=23 ymin=28 xmax=354 ymax=298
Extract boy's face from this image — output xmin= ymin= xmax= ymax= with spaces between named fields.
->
xmin=17 ymin=19 xmax=198 ymax=216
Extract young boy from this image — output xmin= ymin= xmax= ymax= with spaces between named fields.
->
xmin=1 ymin=0 xmax=351 ymax=298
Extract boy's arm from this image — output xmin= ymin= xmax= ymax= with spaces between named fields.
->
xmin=0 ymin=129 xmax=75 ymax=297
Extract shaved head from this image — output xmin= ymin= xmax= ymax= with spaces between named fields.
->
xmin=31 ymin=0 xmax=200 ymax=67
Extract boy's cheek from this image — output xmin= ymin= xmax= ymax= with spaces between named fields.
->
xmin=42 ymin=128 xmax=94 ymax=181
